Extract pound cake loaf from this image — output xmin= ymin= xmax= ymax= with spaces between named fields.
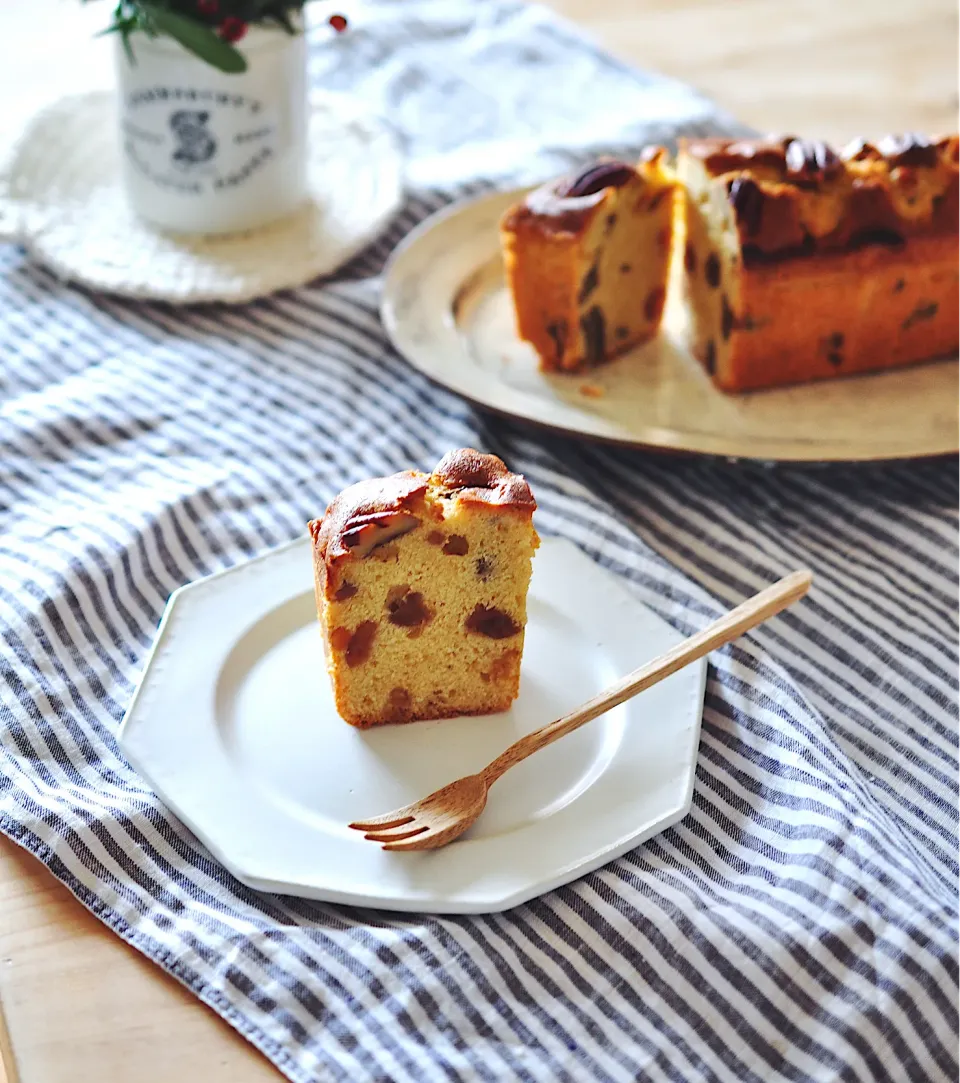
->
xmin=678 ymin=133 xmax=959 ymax=391
xmin=500 ymin=151 xmax=677 ymax=372
xmin=309 ymin=450 xmax=539 ymax=728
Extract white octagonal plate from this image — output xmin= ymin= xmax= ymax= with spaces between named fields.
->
xmin=119 ymin=535 xmax=706 ymax=914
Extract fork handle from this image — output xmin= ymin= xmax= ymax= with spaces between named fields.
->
xmin=479 ymin=569 xmax=812 ymax=786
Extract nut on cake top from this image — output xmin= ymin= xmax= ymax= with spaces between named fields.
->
xmin=680 ymin=133 xmax=959 ymax=261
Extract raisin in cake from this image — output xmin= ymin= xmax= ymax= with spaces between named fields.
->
xmin=500 ymin=151 xmax=677 ymax=372
xmin=308 ymin=450 xmax=539 ymax=728
xmin=678 ymin=133 xmax=959 ymax=392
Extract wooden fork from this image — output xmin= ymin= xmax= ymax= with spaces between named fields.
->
xmin=349 ymin=569 xmax=812 ymax=852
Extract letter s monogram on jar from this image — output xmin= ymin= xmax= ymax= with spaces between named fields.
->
xmin=115 ymin=25 xmax=308 ymax=235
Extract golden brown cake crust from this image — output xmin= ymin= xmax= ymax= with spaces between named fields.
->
xmin=680 ymin=133 xmax=959 ymax=260
xmin=501 ymin=149 xmax=669 ymax=238
xmin=714 ymin=233 xmax=959 ymax=391
xmin=309 ymin=472 xmax=427 ymax=566
xmin=432 ymin=449 xmax=536 ymax=511
xmin=309 ymin=450 xmax=536 ymax=595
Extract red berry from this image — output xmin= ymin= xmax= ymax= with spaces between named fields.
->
xmin=219 ymin=16 xmax=247 ymax=42
xmin=197 ymin=0 xmax=218 ymax=14
xmin=328 ymin=13 xmax=348 ymax=32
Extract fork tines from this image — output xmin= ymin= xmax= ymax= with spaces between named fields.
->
xmin=348 ymin=813 xmax=430 ymax=846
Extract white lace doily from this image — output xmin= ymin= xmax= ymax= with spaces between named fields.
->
xmin=0 ymin=91 xmax=404 ymax=303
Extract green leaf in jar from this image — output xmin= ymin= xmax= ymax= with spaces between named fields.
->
xmin=140 ymin=3 xmax=248 ymax=73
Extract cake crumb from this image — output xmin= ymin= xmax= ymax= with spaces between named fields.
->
xmin=579 ymin=383 xmax=605 ymax=399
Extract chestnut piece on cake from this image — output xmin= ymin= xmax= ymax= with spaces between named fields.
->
xmin=500 ymin=150 xmax=678 ymax=372
xmin=678 ymin=133 xmax=959 ymax=392
xmin=309 ymin=450 xmax=539 ymax=728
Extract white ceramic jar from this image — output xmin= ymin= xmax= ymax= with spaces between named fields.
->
xmin=115 ymin=25 xmax=308 ymax=235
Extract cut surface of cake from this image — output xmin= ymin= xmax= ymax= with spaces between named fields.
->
xmin=309 ymin=450 xmax=539 ymax=728
xmin=500 ymin=151 xmax=678 ymax=372
xmin=678 ymin=133 xmax=959 ymax=392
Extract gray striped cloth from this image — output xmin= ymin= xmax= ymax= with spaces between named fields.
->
xmin=2 ymin=2 xmax=957 ymax=1081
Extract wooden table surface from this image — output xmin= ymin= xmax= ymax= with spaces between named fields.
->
xmin=0 ymin=2 xmax=956 ymax=1081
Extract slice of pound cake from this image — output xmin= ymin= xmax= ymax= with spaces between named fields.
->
xmin=678 ymin=133 xmax=959 ymax=391
xmin=500 ymin=151 xmax=677 ymax=372
xmin=308 ymin=450 xmax=539 ymax=728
